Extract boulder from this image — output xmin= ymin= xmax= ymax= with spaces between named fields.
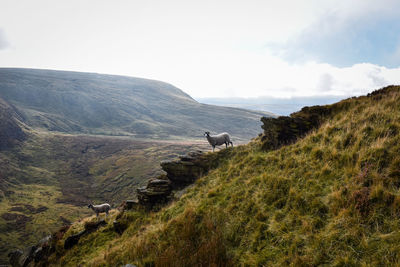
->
xmin=8 ymin=235 xmax=53 ymax=266
xmin=137 ymin=178 xmax=172 ymax=206
xmin=8 ymin=249 xmax=23 ymax=267
xmin=113 ymin=220 xmax=128 ymax=235
xmin=64 ymin=230 xmax=86 ymax=250
xmin=84 ymin=219 xmax=107 ymax=233
xmin=124 ymin=200 xmax=139 ymax=210
xmin=160 ymin=150 xmax=212 ymax=185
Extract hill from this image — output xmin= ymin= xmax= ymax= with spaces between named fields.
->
xmin=0 ymin=97 xmax=26 ymax=150
xmin=0 ymin=68 xmax=272 ymax=139
xmin=35 ymin=86 xmax=400 ymax=266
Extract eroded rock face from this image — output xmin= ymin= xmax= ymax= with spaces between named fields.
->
xmin=160 ymin=151 xmax=212 ymax=186
xmin=137 ymin=150 xmax=222 ymax=207
xmin=137 ymin=178 xmax=172 ymax=206
xmin=64 ymin=231 xmax=86 ymax=250
xmin=260 ymin=105 xmax=332 ymax=151
xmin=8 ymin=237 xmax=51 ymax=267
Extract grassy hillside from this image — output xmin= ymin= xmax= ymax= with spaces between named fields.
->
xmin=0 ymin=97 xmax=26 ymax=150
xmin=45 ymin=86 xmax=400 ymax=266
xmin=0 ymin=130 xmax=209 ymax=264
xmin=0 ymin=68 xmax=272 ymax=139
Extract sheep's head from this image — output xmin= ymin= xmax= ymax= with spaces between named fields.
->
xmin=204 ymin=131 xmax=210 ymax=137
xmin=87 ymin=204 xmax=93 ymax=208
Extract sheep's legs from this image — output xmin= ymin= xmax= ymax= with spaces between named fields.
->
xmin=212 ymin=146 xmax=215 ymax=152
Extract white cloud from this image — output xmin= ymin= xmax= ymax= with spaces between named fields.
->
xmin=269 ymin=0 xmax=400 ymax=67
xmin=0 ymin=28 xmax=9 ymax=50
xmin=0 ymin=0 xmax=399 ymax=99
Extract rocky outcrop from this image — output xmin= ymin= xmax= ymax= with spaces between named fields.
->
xmin=8 ymin=235 xmax=53 ymax=267
xmin=160 ymin=151 xmax=214 ymax=186
xmin=136 ymin=150 xmax=221 ymax=207
xmin=113 ymin=220 xmax=128 ymax=235
xmin=120 ymin=200 xmax=139 ymax=211
xmin=137 ymin=178 xmax=172 ymax=207
xmin=260 ymin=105 xmax=332 ymax=151
xmin=9 ymin=219 xmax=109 ymax=265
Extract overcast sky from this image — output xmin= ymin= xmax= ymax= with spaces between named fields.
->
xmin=1 ymin=0 xmax=400 ymax=98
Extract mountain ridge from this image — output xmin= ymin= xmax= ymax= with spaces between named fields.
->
xmin=0 ymin=68 xmax=272 ymax=139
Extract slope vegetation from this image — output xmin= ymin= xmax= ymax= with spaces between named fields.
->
xmin=46 ymin=86 xmax=400 ymax=266
xmin=0 ymin=68 xmax=271 ymax=139
xmin=0 ymin=97 xmax=26 ymax=150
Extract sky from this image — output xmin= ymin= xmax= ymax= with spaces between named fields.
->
xmin=1 ymin=0 xmax=400 ymax=98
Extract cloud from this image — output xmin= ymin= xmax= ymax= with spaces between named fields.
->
xmin=0 ymin=28 xmax=9 ymax=50
xmin=268 ymin=0 xmax=400 ymax=68
xmin=317 ymin=73 xmax=335 ymax=92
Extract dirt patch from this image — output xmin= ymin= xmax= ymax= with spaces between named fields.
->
xmin=9 ymin=206 xmax=25 ymax=212
xmin=59 ymin=216 xmax=71 ymax=225
xmin=1 ymin=212 xmax=32 ymax=229
xmin=9 ymin=204 xmax=48 ymax=214
xmin=33 ymin=205 xmax=48 ymax=213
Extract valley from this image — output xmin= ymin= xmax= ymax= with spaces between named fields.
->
xmin=0 ymin=68 xmax=271 ymax=263
xmin=0 ymin=132 xmax=210 ymax=263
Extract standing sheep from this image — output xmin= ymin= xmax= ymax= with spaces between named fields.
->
xmin=88 ymin=203 xmax=111 ymax=220
xmin=204 ymin=131 xmax=233 ymax=152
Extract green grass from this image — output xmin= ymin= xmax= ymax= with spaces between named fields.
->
xmin=46 ymin=86 xmax=400 ymax=266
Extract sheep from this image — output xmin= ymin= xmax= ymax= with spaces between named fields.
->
xmin=204 ymin=131 xmax=233 ymax=152
xmin=87 ymin=203 xmax=111 ymax=220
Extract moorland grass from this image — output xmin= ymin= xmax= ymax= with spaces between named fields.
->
xmin=50 ymin=86 xmax=400 ymax=266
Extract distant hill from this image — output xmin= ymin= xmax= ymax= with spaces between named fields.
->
xmin=0 ymin=97 xmax=26 ymax=150
xmin=0 ymin=68 xmax=272 ymax=139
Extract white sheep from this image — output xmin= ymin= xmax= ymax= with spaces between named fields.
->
xmin=204 ymin=131 xmax=233 ymax=152
xmin=87 ymin=203 xmax=111 ymax=219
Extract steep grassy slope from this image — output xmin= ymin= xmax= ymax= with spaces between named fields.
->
xmin=48 ymin=86 xmax=400 ymax=266
xmin=0 ymin=68 xmax=271 ymax=139
xmin=0 ymin=97 xmax=26 ymax=150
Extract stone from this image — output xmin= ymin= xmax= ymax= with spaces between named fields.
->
xmin=64 ymin=231 xmax=86 ymax=250
xmin=160 ymin=151 xmax=211 ymax=185
xmin=137 ymin=178 xmax=172 ymax=206
xmin=33 ymin=246 xmax=47 ymax=262
xmin=8 ymin=249 xmax=23 ymax=267
xmin=113 ymin=220 xmax=128 ymax=235
xmin=84 ymin=219 xmax=107 ymax=232
xmin=124 ymin=200 xmax=139 ymax=210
